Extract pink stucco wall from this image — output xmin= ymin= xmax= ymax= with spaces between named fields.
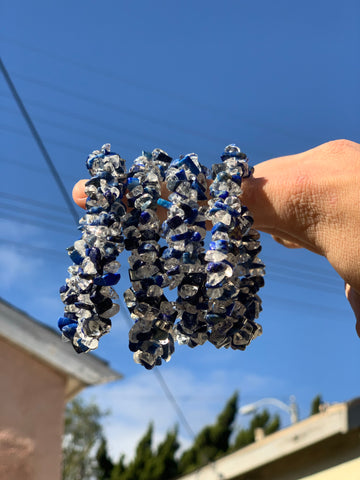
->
xmin=0 ymin=337 xmax=66 ymax=480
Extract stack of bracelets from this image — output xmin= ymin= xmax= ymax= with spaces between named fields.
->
xmin=58 ymin=143 xmax=265 ymax=369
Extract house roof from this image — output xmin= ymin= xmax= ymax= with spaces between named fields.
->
xmin=0 ymin=297 xmax=122 ymax=399
xmin=177 ymin=397 xmax=360 ymax=480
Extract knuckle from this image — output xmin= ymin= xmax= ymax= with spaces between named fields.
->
xmin=321 ymin=139 xmax=355 ymax=155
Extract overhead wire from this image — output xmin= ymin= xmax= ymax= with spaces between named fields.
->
xmin=0 ymin=102 xmax=161 ymax=154
xmin=0 ymin=237 xmax=65 ymax=259
xmin=0 ymin=91 xmax=209 ymax=157
xmin=0 ymin=123 xmax=88 ymax=154
xmin=0 ymin=191 xmax=73 ymax=216
xmin=0 ymin=200 xmax=74 ymax=225
xmin=0 ymin=58 xmax=79 ymax=224
xmin=0 ymin=33 xmax=318 ymax=145
xmin=9 ymin=71 xmax=232 ymax=146
xmin=0 ymin=211 xmax=75 ymax=234
xmin=0 ymin=155 xmax=75 ymax=179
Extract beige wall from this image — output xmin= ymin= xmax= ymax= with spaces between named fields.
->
xmin=302 ymin=457 xmax=360 ymax=480
xmin=0 ymin=337 xmax=66 ymax=480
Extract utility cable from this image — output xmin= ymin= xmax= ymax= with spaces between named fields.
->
xmin=152 ymin=368 xmax=196 ymax=439
xmin=0 ymin=191 xmax=71 ymax=216
xmin=0 ymin=34 xmax=318 ymax=145
xmin=0 ymin=155 xmax=75 ymax=179
xmin=0 ymin=58 xmax=79 ymax=224
xmin=0 ymin=211 xmax=75 ymax=234
xmin=8 ymin=71 xmax=245 ymax=147
xmin=0 ymin=94 xmax=201 ymax=157
xmin=0 ymin=201 xmax=73 ymax=225
xmin=0 ymin=123 xmax=87 ymax=153
xmin=0 ymin=238 xmax=65 ymax=259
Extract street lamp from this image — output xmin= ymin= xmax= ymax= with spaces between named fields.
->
xmin=239 ymin=395 xmax=299 ymax=424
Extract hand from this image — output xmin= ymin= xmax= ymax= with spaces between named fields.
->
xmin=72 ymin=139 xmax=360 ymax=336
xmin=240 ymin=139 xmax=360 ymax=336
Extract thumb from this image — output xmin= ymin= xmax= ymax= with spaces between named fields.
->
xmin=72 ymin=179 xmax=88 ymax=209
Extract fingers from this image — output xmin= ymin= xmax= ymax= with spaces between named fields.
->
xmin=345 ymin=284 xmax=360 ymax=338
xmin=240 ymin=142 xmax=359 ymax=257
xmin=72 ymin=179 xmax=88 ymax=209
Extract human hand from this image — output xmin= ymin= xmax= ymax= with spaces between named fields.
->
xmin=240 ymin=139 xmax=360 ymax=336
xmin=72 ymin=140 xmax=360 ymax=336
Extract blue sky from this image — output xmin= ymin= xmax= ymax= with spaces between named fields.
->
xmin=1 ymin=0 xmax=359 ymax=461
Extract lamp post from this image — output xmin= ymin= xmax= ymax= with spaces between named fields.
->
xmin=239 ymin=395 xmax=299 ymax=424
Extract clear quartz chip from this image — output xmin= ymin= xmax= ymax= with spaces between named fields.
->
xmin=103 ymin=261 xmax=121 ymax=273
xmin=179 ymin=285 xmax=199 ymax=298
xmin=100 ymin=303 xmax=120 ymax=318
xmin=147 ymin=285 xmax=163 ymax=297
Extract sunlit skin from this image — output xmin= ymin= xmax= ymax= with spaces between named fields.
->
xmin=72 ymin=140 xmax=360 ymax=337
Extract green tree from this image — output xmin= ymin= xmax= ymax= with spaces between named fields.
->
xmin=143 ymin=427 xmax=180 ymax=480
xmin=310 ymin=395 xmax=323 ymax=415
xmin=62 ymin=397 xmax=108 ymax=480
xmin=111 ymin=423 xmax=154 ymax=480
xmin=232 ymin=409 xmax=280 ymax=451
xmin=178 ymin=392 xmax=238 ymax=475
xmin=96 ymin=436 xmax=114 ymax=480
xmin=110 ymin=454 xmax=126 ymax=480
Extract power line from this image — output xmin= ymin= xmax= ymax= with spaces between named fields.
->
xmin=0 ymin=191 xmax=72 ymax=216
xmin=268 ymin=271 xmax=340 ymax=294
xmin=0 ymin=58 xmax=79 ymax=224
xmin=0 ymin=211 xmax=75 ymax=234
xmin=8 ymin=71 xmax=244 ymax=147
xmin=265 ymin=257 xmax=334 ymax=281
xmin=0 ymin=200 xmax=75 ymax=225
xmin=0 ymin=123 xmax=87 ymax=153
xmin=0 ymin=92 xmax=204 ymax=157
xmin=153 ymin=368 xmax=196 ymax=439
xmin=0 ymin=155 xmax=75 ymax=179
xmin=0 ymin=237 xmax=65 ymax=259
xmin=266 ymin=261 xmax=338 ymax=286
xmin=0 ymin=33 xmax=318 ymax=145
xmin=0 ymin=103 xmax=153 ymax=154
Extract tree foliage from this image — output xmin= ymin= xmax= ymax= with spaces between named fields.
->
xmin=232 ymin=409 xmax=280 ymax=451
xmin=110 ymin=423 xmax=179 ymax=480
xmin=62 ymin=397 xmax=108 ymax=480
xmin=178 ymin=391 xmax=239 ymax=475
xmin=63 ymin=391 xmax=300 ymax=480
xmin=96 ymin=436 xmax=114 ymax=480
xmin=142 ymin=427 xmax=179 ymax=480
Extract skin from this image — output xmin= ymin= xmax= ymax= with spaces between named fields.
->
xmin=72 ymin=139 xmax=360 ymax=337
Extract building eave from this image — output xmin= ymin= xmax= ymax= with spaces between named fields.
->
xmin=177 ymin=397 xmax=360 ymax=480
xmin=0 ymin=298 xmax=122 ymax=400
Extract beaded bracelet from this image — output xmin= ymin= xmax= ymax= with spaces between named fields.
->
xmin=58 ymin=143 xmax=265 ymax=367
xmin=58 ymin=144 xmax=127 ymax=353
xmin=205 ymin=145 xmax=264 ymax=350
xmin=123 ymin=148 xmax=177 ymax=369
xmin=161 ymin=153 xmax=210 ymax=348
